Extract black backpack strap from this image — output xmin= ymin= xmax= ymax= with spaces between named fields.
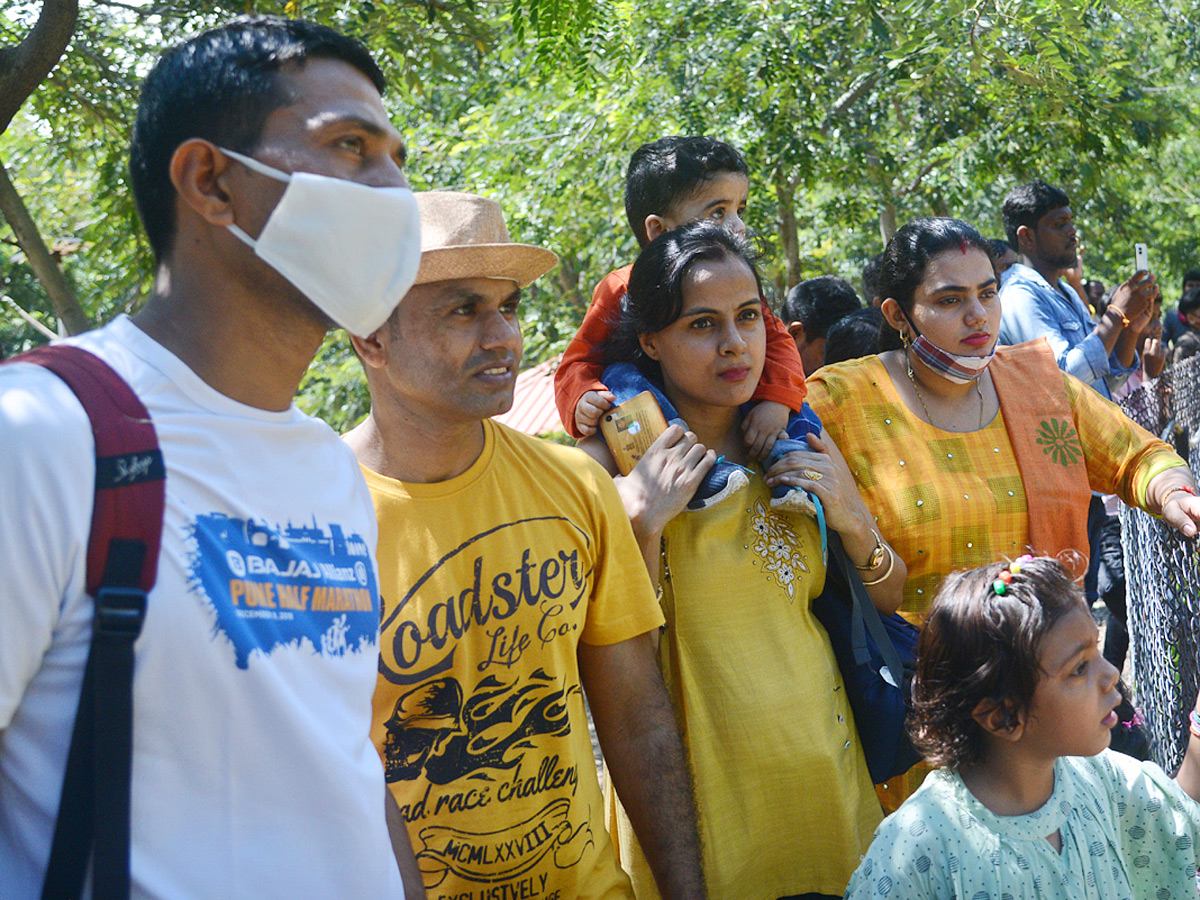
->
xmin=827 ymin=531 xmax=906 ymax=685
xmin=6 ymin=344 xmax=164 ymax=900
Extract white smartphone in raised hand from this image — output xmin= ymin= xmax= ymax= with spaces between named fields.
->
xmin=1135 ymin=242 xmax=1150 ymax=273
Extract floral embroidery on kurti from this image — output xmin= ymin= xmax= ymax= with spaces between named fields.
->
xmin=750 ymin=499 xmax=809 ymax=599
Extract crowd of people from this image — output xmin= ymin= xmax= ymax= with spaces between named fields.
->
xmin=5 ymin=14 xmax=1200 ymax=900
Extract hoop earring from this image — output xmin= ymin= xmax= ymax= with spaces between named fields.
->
xmin=900 ymin=329 xmax=911 ymax=349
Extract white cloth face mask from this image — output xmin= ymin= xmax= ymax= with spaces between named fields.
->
xmin=220 ymin=147 xmax=422 ymax=337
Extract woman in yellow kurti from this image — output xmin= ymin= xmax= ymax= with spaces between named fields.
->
xmin=806 ymin=217 xmax=1200 ymax=812
xmin=579 ymin=222 xmax=907 ymax=899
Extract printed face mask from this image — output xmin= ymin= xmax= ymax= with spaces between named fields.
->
xmin=908 ymin=332 xmax=995 ymax=384
xmin=221 ymin=147 xmax=422 ymax=337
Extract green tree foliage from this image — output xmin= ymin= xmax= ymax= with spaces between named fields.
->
xmin=2 ymin=0 xmax=1198 ymax=431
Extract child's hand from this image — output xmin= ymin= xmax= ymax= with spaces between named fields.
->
xmin=742 ymin=400 xmax=791 ymax=460
xmin=575 ymin=389 xmax=615 ymax=437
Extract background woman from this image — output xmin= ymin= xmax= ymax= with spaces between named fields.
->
xmin=584 ymin=221 xmax=904 ymax=899
xmin=806 ymin=217 xmax=1200 ymax=810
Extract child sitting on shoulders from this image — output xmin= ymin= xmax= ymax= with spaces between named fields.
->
xmin=846 ymin=555 xmax=1200 ymax=900
xmin=553 ymin=136 xmax=811 ymax=509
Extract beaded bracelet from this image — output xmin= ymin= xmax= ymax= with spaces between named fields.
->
xmin=1189 ymin=709 xmax=1200 ymax=740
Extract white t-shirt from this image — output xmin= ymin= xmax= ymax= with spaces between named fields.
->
xmin=0 ymin=316 xmax=404 ymax=900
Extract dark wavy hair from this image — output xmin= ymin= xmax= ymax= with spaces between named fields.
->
xmin=877 ymin=217 xmax=994 ymax=352
xmin=908 ymin=556 xmax=1084 ymax=769
xmin=603 ymin=220 xmax=763 ymax=379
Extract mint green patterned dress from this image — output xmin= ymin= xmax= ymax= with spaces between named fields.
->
xmin=845 ymin=750 xmax=1200 ymax=899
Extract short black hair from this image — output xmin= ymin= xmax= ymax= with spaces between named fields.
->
xmin=1183 ymin=269 xmax=1200 ymax=290
xmin=1001 ymin=180 xmax=1070 ymax=251
xmin=624 ymin=137 xmax=749 ymax=247
xmin=861 ymin=252 xmax=884 ymax=303
xmin=1180 ymin=285 xmax=1200 ymax=316
xmin=605 ymin=220 xmax=763 ymax=378
xmin=130 ymin=16 xmax=386 ymax=261
xmin=877 ymin=217 xmax=994 ymax=352
xmin=909 ymin=557 xmax=1084 ymax=769
xmin=779 ymin=276 xmax=861 ymax=340
xmin=988 ymin=238 xmax=1013 ymax=259
xmin=823 ymin=307 xmax=883 ymax=367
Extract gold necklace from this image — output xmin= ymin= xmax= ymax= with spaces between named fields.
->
xmin=906 ymin=353 xmax=985 ymax=431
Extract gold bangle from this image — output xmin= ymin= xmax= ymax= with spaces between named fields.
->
xmin=1105 ymin=306 xmax=1131 ymax=329
xmin=855 ymin=532 xmax=887 ymax=571
xmin=859 ymin=544 xmax=896 ymax=586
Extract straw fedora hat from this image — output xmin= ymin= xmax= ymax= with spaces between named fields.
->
xmin=414 ymin=191 xmax=558 ymax=288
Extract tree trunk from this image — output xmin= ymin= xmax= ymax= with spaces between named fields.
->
xmin=0 ymin=0 xmax=84 ymax=333
xmin=557 ymin=255 xmax=585 ymax=314
xmin=775 ymin=177 xmax=800 ymax=291
xmin=864 ymin=149 xmax=896 ymax=250
xmin=0 ymin=155 xmax=89 ymax=334
xmin=0 ymin=0 xmax=78 ymax=135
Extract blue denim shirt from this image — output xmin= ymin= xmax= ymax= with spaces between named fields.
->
xmin=997 ymin=263 xmax=1137 ymax=400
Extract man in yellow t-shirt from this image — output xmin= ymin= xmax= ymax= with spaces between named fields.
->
xmin=346 ymin=192 xmax=704 ymax=900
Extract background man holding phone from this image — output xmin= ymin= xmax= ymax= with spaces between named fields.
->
xmin=997 ymin=179 xmax=1156 ymax=401
xmin=996 ymin=179 xmax=1161 ymax=614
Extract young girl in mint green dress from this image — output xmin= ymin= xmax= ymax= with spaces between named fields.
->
xmin=846 ymin=556 xmax=1200 ymax=900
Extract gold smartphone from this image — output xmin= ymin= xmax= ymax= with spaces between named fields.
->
xmin=600 ymin=391 xmax=669 ymax=476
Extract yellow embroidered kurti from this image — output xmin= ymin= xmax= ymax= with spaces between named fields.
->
xmin=807 ymin=354 xmax=1183 ymax=810
xmin=809 ymin=356 xmax=1179 ymax=625
xmin=607 ymin=478 xmax=881 ymax=899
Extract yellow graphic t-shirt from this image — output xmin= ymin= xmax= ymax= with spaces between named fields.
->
xmin=365 ymin=420 xmax=664 ymax=900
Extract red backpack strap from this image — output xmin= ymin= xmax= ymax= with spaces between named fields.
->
xmin=4 ymin=343 xmax=164 ymax=900
xmin=15 ymin=344 xmax=164 ymax=594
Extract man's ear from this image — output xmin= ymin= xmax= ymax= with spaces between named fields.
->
xmin=879 ymin=298 xmax=908 ymax=336
xmin=638 ymin=332 xmax=661 ymax=361
xmin=350 ymin=322 xmax=391 ymax=371
xmin=168 ymin=139 xmax=238 ymax=227
xmin=787 ymin=320 xmax=806 ymax=342
xmin=972 ymin=698 xmax=1025 ymax=743
xmin=1016 ymin=224 xmax=1035 ymax=255
xmin=644 ymin=214 xmax=670 ymax=243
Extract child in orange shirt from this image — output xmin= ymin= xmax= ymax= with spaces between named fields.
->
xmin=554 ymin=136 xmax=814 ymax=510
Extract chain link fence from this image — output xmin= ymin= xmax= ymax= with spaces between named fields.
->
xmin=1120 ymin=354 xmax=1200 ymax=772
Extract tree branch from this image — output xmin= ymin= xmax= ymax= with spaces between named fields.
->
xmin=90 ymin=0 xmax=156 ymax=15
xmin=0 ymin=154 xmax=89 ymax=334
xmin=1 ymin=293 xmax=57 ymax=340
xmin=821 ymin=70 xmax=880 ymax=134
xmin=899 ymin=157 xmax=947 ymax=197
xmin=0 ymin=0 xmax=79 ymax=135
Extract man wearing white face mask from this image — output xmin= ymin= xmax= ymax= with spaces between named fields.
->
xmin=0 ymin=17 xmax=423 ymax=900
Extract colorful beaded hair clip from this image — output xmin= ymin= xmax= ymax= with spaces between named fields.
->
xmin=993 ymin=554 xmax=1034 ymax=595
